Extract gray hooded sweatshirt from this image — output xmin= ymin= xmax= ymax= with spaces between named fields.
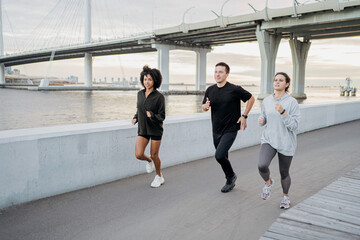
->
xmin=259 ymin=93 xmax=301 ymax=156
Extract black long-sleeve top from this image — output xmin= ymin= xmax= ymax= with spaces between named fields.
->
xmin=133 ymin=89 xmax=165 ymax=137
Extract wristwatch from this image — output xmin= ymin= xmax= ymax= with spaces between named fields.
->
xmin=242 ymin=114 xmax=248 ymax=119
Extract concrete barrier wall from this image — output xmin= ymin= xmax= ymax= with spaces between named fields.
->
xmin=1 ymin=101 xmax=360 ymax=209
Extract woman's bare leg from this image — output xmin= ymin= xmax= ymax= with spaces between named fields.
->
xmin=135 ymin=136 xmax=152 ymax=162
xmin=150 ymin=140 xmax=162 ymax=176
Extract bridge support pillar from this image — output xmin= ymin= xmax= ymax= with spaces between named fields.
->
xmin=0 ymin=64 xmax=4 ymax=84
xmin=84 ymin=53 xmax=93 ymax=87
xmin=195 ymin=49 xmax=210 ymax=91
xmin=289 ymin=37 xmax=311 ymax=99
xmin=256 ymin=26 xmax=281 ymax=100
xmin=0 ymin=0 xmax=4 ymax=85
xmin=153 ymin=44 xmax=170 ymax=91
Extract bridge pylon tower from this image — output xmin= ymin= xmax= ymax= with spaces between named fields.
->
xmin=0 ymin=0 xmax=5 ymax=85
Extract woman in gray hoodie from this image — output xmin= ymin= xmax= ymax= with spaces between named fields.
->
xmin=258 ymin=72 xmax=300 ymax=209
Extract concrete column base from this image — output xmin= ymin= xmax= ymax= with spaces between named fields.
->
xmin=289 ymin=38 xmax=311 ymax=100
xmin=291 ymin=92 xmax=307 ymax=99
xmin=257 ymin=93 xmax=272 ymax=100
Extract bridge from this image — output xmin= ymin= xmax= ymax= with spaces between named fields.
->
xmin=0 ymin=0 xmax=360 ymax=98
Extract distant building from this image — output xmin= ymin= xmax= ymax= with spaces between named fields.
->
xmin=13 ymin=69 xmax=21 ymax=75
xmin=67 ymin=75 xmax=78 ymax=83
xmin=5 ymin=66 xmax=13 ymax=75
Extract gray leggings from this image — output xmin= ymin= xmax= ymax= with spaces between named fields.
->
xmin=258 ymin=143 xmax=293 ymax=194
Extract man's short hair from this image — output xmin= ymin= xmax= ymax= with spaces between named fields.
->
xmin=215 ymin=62 xmax=230 ymax=74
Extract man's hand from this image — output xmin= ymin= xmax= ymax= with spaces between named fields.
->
xmin=131 ymin=118 xmax=137 ymax=125
xmin=237 ymin=116 xmax=247 ymax=130
xmin=202 ymin=97 xmax=211 ymax=111
xmin=146 ymin=111 xmax=152 ymax=118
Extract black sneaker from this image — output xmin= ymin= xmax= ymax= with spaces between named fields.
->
xmin=221 ymin=173 xmax=237 ymax=193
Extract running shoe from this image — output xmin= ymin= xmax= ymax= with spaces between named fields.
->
xmin=151 ymin=174 xmax=165 ymax=188
xmin=261 ymin=178 xmax=274 ymax=200
xmin=146 ymin=161 xmax=155 ymax=173
xmin=221 ymin=173 xmax=237 ymax=193
xmin=280 ymin=195 xmax=290 ymax=209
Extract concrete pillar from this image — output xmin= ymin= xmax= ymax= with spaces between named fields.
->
xmin=289 ymin=37 xmax=311 ymax=99
xmin=0 ymin=65 xmax=5 ymax=84
xmin=154 ymin=44 xmax=170 ymax=91
xmin=84 ymin=53 xmax=93 ymax=87
xmin=195 ymin=49 xmax=210 ymax=91
xmin=84 ymin=0 xmax=92 ymax=87
xmin=0 ymin=0 xmax=5 ymax=85
xmin=255 ymin=26 xmax=281 ymax=99
xmin=85 ymin=0 xmax=91 ymax=44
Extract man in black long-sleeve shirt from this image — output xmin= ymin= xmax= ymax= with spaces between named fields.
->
xmin=202 ymin=62 xmax=255 ymax=193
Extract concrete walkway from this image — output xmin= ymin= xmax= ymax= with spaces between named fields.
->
xmin=1 ymin=120 xmax=359 ymax=240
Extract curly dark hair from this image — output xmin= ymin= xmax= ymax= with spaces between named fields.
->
xmin=275 ymin=72 xmax=291 ymax=92
xmin=140 ymin=65 xmax=162 ymax=89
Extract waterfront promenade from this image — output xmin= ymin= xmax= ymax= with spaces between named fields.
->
xmin=0 ymin=119 xmax=359 ymax=240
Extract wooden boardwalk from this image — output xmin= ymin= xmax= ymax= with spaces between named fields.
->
xmin=261 ymin=167 xmax=360 ymax=240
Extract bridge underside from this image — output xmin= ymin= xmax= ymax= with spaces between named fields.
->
xmin=0 ymin=43 xmax=157 ymax=67
xmin=155 ymin=23 xmax=258 ymax=46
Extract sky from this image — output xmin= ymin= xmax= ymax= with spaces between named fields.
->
xmin=1 ymin=0 xmax=360 ymax=87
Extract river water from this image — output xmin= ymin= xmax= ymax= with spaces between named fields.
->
xmin=0 ymin=86 xmax=359 ymax=131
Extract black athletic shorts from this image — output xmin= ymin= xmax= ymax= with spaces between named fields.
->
xmin=139 ymin=135 xmax=162 ymax=141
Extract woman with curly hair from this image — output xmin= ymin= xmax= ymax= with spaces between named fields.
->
xmin=132 ymin=65 xmax=166 ymax=188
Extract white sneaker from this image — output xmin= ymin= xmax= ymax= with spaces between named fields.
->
xmin=261 ymin=178 xmax=274 ymax=200
xmin=146 ymin=161 xmax=155 ymax=173
xmin=280 ymin=195 xmax=290 ymax=209
xmin=151 ymin=174 xmax=164 ymax=188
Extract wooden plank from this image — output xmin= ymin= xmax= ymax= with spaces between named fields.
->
xmin=280 ymin=209 xmax=360 ymax=235
xmin=330 ymin=181 xmax=360 ymax=192
xmin=276 ymin=217 xmax=359 ymax=240
xmin=259 ymin=237 xmax=274 ymax=240
xmin=318 ymin=189 xmax=360 ymax=202
xmin=295 ymin=203 xmax=360 ymax=225
xmin=324 ymin=185 xmax=360 ymax=198
xmin=337 ymin=177 xmax=360 ymax=185
xmin=310 ymin=194 xmax=360 ymax=208
xmin=326 ymin=181 xmax=360 ymax=192
xmin=268 ymin=221 xmax=341 ymax=240
xmin=304 ymin=197 xmax=360 ymax=217
xmin=345 ymin=175 xmax=360 ymax=180
xmin=344 ymin=170 xmax=360 ymax=180
xmin=311 ymin=192 xmax=360 ymax=208
xmin=263 ymin=231 xmax=302 ymax=240
xmin=332 ymin=179 xmax=360 ymax=190
xmin=324 ymin=186 xmax=360 ymax=197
